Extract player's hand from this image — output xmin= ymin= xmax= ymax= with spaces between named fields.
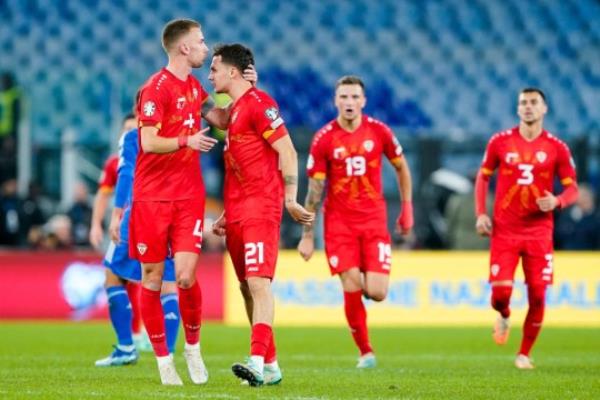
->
xmin=89 ymin=224 xmax=104 ymax=250
xmin=395 ymin=201 xmax=414 ymax=236
xmin=536 ymin=190 xmax=559 ymax=212
xmin=243 ymin=64 xmax=258 ymax=85
xmin=285 ymin=201 xmax=315 ymax=226
xmin=211 ymin=214 xmax=226 ymax=237
xmin=475 ymin=214 xmax=492 ymax=236
xmin=297 ymin=236 xmax=315 ymax=261
xmin=187 ymin=127 xmax=218 ymax=152
xmin=108 ymin=214 xmax=121 ymax=244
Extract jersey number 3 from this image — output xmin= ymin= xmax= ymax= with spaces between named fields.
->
xmin=517 ymin=163 xmax=534 ymax=185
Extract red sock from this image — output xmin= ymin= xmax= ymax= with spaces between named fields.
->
xmin=126 ymin=282 xmax=142 ymax=334
xmin=344 ymin=290 xmax=373 ymax=355
xmin=251 ymin=323 xmax=272 ymax=357
xmin=140 ymin=286 xmax=169 ymax=357
xmin=265 ymin=332 xmax=277 ymax=363
xmin=491 ymin=286 xmax=512 ymax=318
xmin=519 ymin=285 xmax=546 ymax=356
xmin=178 ymin=280 xmax=202 ymax=345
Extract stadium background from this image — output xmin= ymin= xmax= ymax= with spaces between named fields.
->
xmin=0 ymin=0 xmax=599 ymax=324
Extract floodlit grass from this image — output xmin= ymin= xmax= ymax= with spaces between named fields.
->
xmin=1 ymin=322 xmax=598 ymax=399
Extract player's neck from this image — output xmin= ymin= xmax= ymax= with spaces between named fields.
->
xmin=337 ymin=115 xmax=362 ymax=132
xmin=519 ymin=121 xmax=544 ymax=141
xmin=228 ymin=81 xmax=253 ymax=102
xmin=165 ymin=59 xmax=192 ymax=82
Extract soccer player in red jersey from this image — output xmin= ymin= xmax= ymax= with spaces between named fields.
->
xmin=297 ymin=76 xmax=414 ymax=368
xmin=475 ymin=88 xmax=579 ymax=369
xmin=208 ymin=43 xmax=314 ymax=387
xmin=131 ymin=20 xmax=256 ymax=385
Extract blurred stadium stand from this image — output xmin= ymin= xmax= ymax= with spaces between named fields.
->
xmin=1 ymin=0 xmax=599 ymax=248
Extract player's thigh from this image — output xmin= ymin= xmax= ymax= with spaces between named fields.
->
xmin=105 ymin=240 xmax=142 ymax=282
xmin=324 ymin=216 xmax=360 ymax=275
xmin=170 ymin=197 xmax=205 ymax=255
xmin=226 ymin=222 xmax=247 ymax=282
xmin=129 ymin=201 xmax=171 ymax=262
xmin=523 ymin=238 xmax=554 ymax=285
xmin=489 ymin=235 xmax=521 ymax=283
xmin=241 ymin=219 xmax=280 ymax=280
xmin=338 ymin=267 xmax=362 ymax=292
xmin=360 ymin=228 xmax=392 ymax=274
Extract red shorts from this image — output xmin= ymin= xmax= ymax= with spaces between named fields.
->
xmin=489 ymin=235 xmax=554 ymax=285
xmin=226 ymin=219 xmax=280 ymax=282
xmin=129 ymin=198 xmax=204 ymax=263
xmin=324 ymin=215 xmax=391 ymax=276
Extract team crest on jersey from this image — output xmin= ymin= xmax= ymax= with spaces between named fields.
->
xmin=143 ymin=101 xmax=156 ymax=117
xmin=264 ymin=107 xmax=279 ymax=121
xmin=363 ymin=140 xmax=374 ymax=152
xmin=193 ymin=88 xmax=198 ymax=99
xmin=535 ymin=151 xmax=547 ymax=163
xmin=505 ymin=152 xmax=518 ymax=164
xmin=176 ymin=97 xmax=186 ymax=110
xmin=490 ymin=264 xmax=500 ymax=277
xmin=307 ymin=154 xmax=315 ymax=169
xmin=137 ymin=243 xmax=148 ymax=255
xmin=329 ymin=255 xmax=339 ymax=268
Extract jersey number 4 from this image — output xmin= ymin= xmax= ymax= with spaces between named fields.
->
xmin=517 ymin=163 xmax=534 ymax=185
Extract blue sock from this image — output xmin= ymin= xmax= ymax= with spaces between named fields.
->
xmin=161 ymin=293 xmax=180 ymax=354
xmin=106 ymin=286 xmax=133 ymax=347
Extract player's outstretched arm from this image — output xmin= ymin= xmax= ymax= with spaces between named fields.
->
xmin=297 ymin=177 xmax=325 ymax=261
xmin=270 ymin=134 xmax=315 ymax=226
xmin=474 ymin=171 xmax=493 ymax=236
xmin=140 ymin=126 xmax=216 ymax=153
xmin=391 ymin=157 xmax=414 ymax=235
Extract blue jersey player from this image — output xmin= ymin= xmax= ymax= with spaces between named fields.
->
xmin=95 ymin=125 xmax=180 ymax=367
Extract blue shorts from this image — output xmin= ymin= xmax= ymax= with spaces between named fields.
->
xmin=104 ymin=240 xmax=176 ymax=282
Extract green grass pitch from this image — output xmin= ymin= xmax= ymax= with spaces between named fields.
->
xmin=1 ymin=322 xmax=598 ymax=399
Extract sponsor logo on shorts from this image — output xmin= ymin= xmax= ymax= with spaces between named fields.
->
xmin=137 ymin=243 xmax=148 ymax=255
xmin=329 ymin=255 xmax=339 ymax=268
xmin=491 ymin=263 xmax=500 ymax=276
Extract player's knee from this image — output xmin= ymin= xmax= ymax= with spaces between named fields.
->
xmin=176 ymin=275 xmax=194 ymax=289
xmin=247 ymin=277 xmax=270 ymax=296
xmin=367 ymin=288 xmax=387 ymax=302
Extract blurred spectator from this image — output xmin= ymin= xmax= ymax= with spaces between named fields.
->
xmin=20 ymin=181 xmax=47 ymax=245
xmin=0 ymin=179 xmax=21 ymax=245
xmin=555 ymin=184 xmax=600 ymax=250
xmin=0 ymin=72 xmax=21 ymax=183
xmin=40 ymin=214 xmax=72 ymax=250
xmin=444 ymin=174 xmax=493 ymax=250
xmin=67 ymin=182 xmax=92 ymax=246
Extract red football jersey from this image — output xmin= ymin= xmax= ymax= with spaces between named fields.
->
xmin=98 ymin=154 xmax=118 ymax=193
xmin=134 ymin=68 xmax=209 ymax=201
xmin=307 ymin=116 xmax=404 ymax=224
xmin=223 ymin=87 xmax=287 ymax=224
xmin=480 ymin=127 xmax=576 ymax=238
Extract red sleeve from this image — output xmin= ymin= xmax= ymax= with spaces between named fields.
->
xmin=137 ymin=84 xmax=167 ymax=129
xmin=253 ymin=98 xmax=287 ymax=144
xmin=555 ymin=141 xmax=578 ymax=208
xmin=480 ymin=135 xmax=500 ymax=177
xmin=97 ymin=156 xmax=117 ymax=193
xmin=307 ymin=131 xmax=328 ymax=180
xmin=381 ymin=123 xmax=404 ymax=163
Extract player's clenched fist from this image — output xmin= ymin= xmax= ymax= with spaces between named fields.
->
xmin=186 ymin=127 xmax=218 ymax=152
xmin=297 ymin=236 xmax=314 ymax=261
xmin=475 ymin=214 xmax=492 ymax=236
xmin=395 ymin=201 xmax=414 ymax=235
xmin=285 ymin=201 xmax=315 ymax=226
xmin=211 ymin=213 xmax=226 ymax=237
xmin=536 ymin=190 xmax=559 ymax=212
